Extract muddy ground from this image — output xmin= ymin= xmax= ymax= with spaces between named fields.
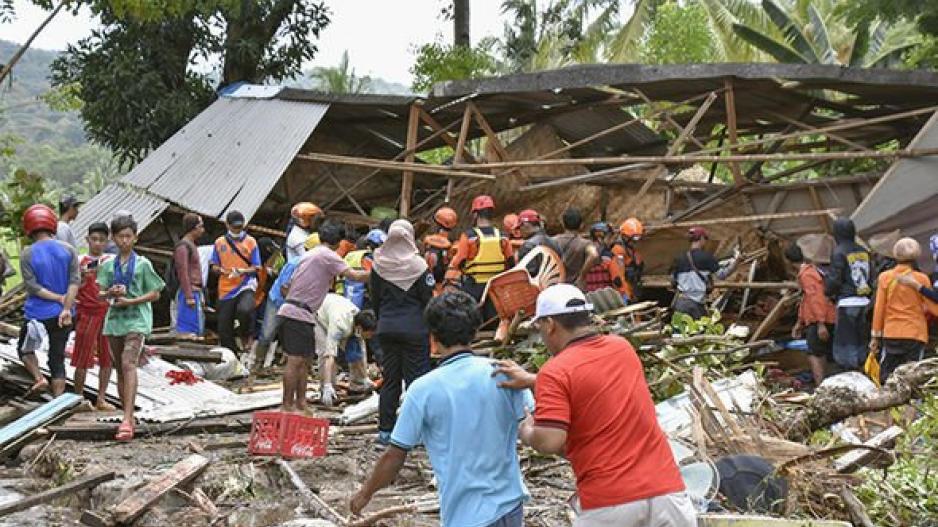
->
xmin=1 ymin=411 xmax=576 ymax=527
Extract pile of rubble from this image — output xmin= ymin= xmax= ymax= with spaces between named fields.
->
xmin=0 ymin=292 xmax=933 ymax=526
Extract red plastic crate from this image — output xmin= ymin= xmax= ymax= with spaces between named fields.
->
xmin=280 ymin=414 xmax=330 ymax=458
xmin=248 ymin=411 xmax=330 ymax=459
xmin=248 ymin=411 xmax=285 ymax=456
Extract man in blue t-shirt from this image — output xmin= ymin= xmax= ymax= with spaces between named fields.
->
xmin=18 ymin=204 xmax=80 ymax=397
xmin=350 ymin=291 xmax=532 ymax=527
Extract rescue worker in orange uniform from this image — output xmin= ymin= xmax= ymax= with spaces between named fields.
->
xmin=503 ymin=213 xmax=524 ymax=253
xmin=446 ymin=195 xmax=513 ymax=320
xmin=424 ymin=207 xmax=458 ymax=294
xmin=583 ymin=222 xmax=626 ymax=294
xmin=612 ymin=217 xmax=645 ymax=302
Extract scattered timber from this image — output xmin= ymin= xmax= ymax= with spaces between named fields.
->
xmin=276 ymin=458 xmax=347 ymax=525
xmin=148 ymin=345 xmax=223 ymax=364
xmin=0 ymin=471 xmax=115 ymax=518
xmin=81 ymin=454 xmax=209 ymax=526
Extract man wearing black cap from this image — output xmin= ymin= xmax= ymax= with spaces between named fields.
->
xmin=210 ymin=210 xmax=262 ymax=353
xmin=56 ymin=196 xmax=81 ymax=248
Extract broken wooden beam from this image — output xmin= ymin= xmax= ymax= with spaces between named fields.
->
xmin=92 ymin=454 xmax=209 ymax=526
xmin=834 ymin=425 xmax=903 ymax=473
xmin=276 ymin=458 xmax=346 ymax=525
xmin=148 ymin=345 xmax=223 ymax=364
xmin=45 ymin=416 xmax=253 ymax=441
xmin=298 ymin=152 xmax=496 ymax=181
xmin=643 ymin=276 xmax=797 ymax=290
xmin=0 ymin=470 xmax=115 ymax=518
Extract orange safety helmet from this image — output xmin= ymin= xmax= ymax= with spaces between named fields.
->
xmin=619 ymin=217 xmax=644 ymax=239
xmin=471 ymin=195 xmax=495 ymax=213
xmin=433 ymin=207 xmax=459 ymax=229
xmin=291 ymin=202 xmax=322 ymax=225
xmin=23 ymin=204 xmax=58 ymax=237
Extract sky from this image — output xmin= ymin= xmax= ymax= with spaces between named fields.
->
xmin=1 ymin=0 xmax=509 ymax=86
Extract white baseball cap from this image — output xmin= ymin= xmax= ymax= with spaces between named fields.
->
xmin=532 ymin=284 xmax=594 ymax=322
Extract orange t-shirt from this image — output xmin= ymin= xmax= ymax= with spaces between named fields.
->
xmin=797 ymin=264 xmax=836 ymax=325
xmin=535 ymin=334 xmax=685 ymax=510
xmin=872 ymin=264 xmax=935 ymax=343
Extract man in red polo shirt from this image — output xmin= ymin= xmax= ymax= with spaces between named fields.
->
xmin=494 ymin=284 xmax=694 ymax=526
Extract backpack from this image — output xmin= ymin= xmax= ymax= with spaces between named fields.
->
xmin=164 ymin=240 xmax=193 ymax=298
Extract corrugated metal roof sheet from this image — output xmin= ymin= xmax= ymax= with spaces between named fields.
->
xmin=123 ymin=97 xmax=329 ymax=221
xmin=71 ymin=183 xmax=169 ymax=248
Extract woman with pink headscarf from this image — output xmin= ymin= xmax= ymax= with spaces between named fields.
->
xmin=370 ymin=219 xmax=436 ymax=445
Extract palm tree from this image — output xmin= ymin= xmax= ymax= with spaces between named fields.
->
xmin=308 ymin=51 xmax=372 ymax=94
xmin=731 ymin=0 xmax=919 ymax=67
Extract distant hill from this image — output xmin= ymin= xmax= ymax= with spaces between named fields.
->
xmin=0 ymin=39 xmax=411 ymax=197
xmin=0 ymin=39 xmax=86 ymax=146
xmin=0 ymin=39 xmax=120 ymax=198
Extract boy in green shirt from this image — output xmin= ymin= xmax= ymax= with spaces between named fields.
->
xmin=97 ymin=215 xmax=165 ymax=441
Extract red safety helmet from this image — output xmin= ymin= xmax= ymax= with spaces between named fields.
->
xmin=688 ymin=226 xmax=709 ymax=241
xmin=619 ymin=217 xmax=644 ymax=239
xmin=518 ymin=209 xmax=541 ymax=225
xmin=433 ymin=207 xmax=458 ymax=229
xmin=471 ymin=195 xmax=495 ymax=213
xmin=23 ymin=204 xmax=58 ymax=237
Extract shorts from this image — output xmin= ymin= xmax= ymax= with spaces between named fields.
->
xmin=175 ymin=290 xmax=204 ymax=336
xmin=805 ymin=323 xmax=835 ymax=358
xmin=278 ymin=316 xmax=315 ymax=357
xmin=574 ymin=492 xmax=696 ymax=527
xmin=107 ymin=333 xmax=145 ymax=364
xmin=18 ymin=317 xmax=71 ymax=380
xmin=71 ymin=309 xmax=112 ymax=369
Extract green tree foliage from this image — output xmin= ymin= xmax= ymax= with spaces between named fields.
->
xmin=731 ymin=0 xmax=918 ymax=67
xmin=500 ymin=0 xmax=620 ymax=71
xmin=410 ymin=40 xmax=499 ymax=93
xmin=309 ymin=51 xmax=372 ymax=94
xmin=48 ymin=1 xmax=330 ymax=164
xmin=641 ymin=1 xmax=718 ymax=64
xmin=0 ymin=168 xmax=49 ymax=243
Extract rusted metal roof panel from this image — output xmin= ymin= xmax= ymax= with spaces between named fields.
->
xmin=70 ymin=183 xmax=169 ymax=249
xmin=122 ymin=97 xmax=329 ymax=221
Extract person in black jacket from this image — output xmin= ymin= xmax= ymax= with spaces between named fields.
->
xmin=370 ymin=219 xmax=435 ymax=445
xmin=824 ymin=218 xmax=872 ymax=370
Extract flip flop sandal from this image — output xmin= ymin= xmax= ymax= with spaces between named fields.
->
xmin=115 ymin=422 xmax=134 ymax=442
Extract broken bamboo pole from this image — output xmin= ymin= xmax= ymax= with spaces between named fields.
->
xmin=299 ymin=152 xmax=495 ymax=181
xmin=453 ymin=147 xmax=938 ymax=170
xmin=648 ymin=208 xmax=842 ymax=230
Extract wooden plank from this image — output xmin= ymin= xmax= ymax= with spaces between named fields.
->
xmin=723 ymin=78 xmax=743 ymax=185
xmin=110 ymin=454 xmax=209 ymax=525
xmin=807 ymin=186 xmax=832 ymax=233
xmin=0 ymin=471 xmax=115 ymax=517
xmin=149 ymin=346 xmax=223 ymax=364
xmin=453 ymin=104 xmax=474 ymax=166
xmin=834 ymin=425 xmax=903 ymax=473
xmin=400 ymin=103 xmax=421 ymax=218
xmin=633 ymin=88 xmax=707 ymax=151
xmin=46 ymin=417 xmax=253 ymax=441
xmin=766 ymin=110 xmax=869 ymax=151
xmin=418 ymin=106 xmax=476 ymax=163
xmin=666 ymin=91 xmax=718 ymax=156
xmin=749 ymin=292 xmax=798 ymax=343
